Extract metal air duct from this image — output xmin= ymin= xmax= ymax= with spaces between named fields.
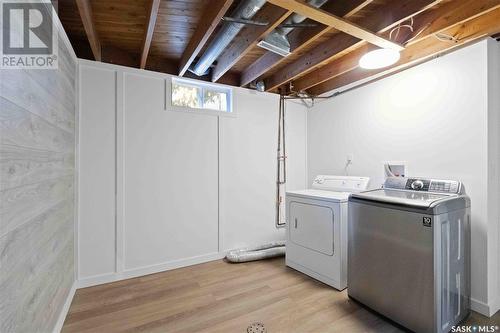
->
xmin=257 ymin=0 xmax=329 ymax=57
xmin=190 ymin=0 xmax=267 ymax=76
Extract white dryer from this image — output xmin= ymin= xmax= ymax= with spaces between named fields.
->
xmin=285 ymin=175 xmax=369 ymax=290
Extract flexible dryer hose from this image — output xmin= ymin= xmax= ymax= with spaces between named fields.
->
xmin=225 ymin=241 xmax=285 ymax=263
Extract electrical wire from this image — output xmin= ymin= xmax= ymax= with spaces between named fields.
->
xmin=404 ymin=22 xmax=429 ymax=45
xmin=434 ymin=32 xmax=459 ymax=43
xmin=389 ymin=17 xmax=414 ymax=42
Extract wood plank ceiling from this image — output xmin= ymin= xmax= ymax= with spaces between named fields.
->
xmin=56 ymin=0 xmax=500 ymax=96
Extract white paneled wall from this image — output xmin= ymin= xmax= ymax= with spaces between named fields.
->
xmin=219 ymin=89 xmax=307 ymax=251
xmin=487 ymin=39 xmax=500 ymax=315
xmin=307 ymin=39 xmax=500 ymax=316
xmin=77 ymin=61 xmax=307 ymax=286
xmin=78 ymin=66 xmax=116 ymax=278
xmin=122 ymin=72 xmax=219 ymax=270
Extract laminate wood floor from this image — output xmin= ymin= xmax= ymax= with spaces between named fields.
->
xmin=63 ymin=258 xmax=499 ymax=332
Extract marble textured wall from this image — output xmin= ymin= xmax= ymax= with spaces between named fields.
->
xmin=0 ymin=6 xmax=77 ymax=332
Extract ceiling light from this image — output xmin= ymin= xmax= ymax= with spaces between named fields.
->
xmin=359 ymin=48 xmax=400 ymax=69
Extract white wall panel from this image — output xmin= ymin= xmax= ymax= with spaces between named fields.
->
xmin=487 ymin=38 xmax=500 ymax=315
xmin=123 ymin=73 xmax=219 ymax=270
xmin=285 ymin=101 xmax=308 ymax=192
xmin=219 ymin=92 xmax=307 ymax=251
xmin=78 ymin=66 xmax=116 ymax=278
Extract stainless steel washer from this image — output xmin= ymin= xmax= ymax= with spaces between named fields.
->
xmin=348 ymin=177 xmax=470 ymax=333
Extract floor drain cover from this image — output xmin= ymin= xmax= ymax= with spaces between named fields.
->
xmin=247 ymin=322 xmax=266 ymax=333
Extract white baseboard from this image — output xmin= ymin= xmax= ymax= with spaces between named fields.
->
xmin=53 ymin=280 xmax=77 ymax=333
xmin=488 ymin=298 xmax=500 ymax=317
xmin=471 ymin=297 xmax=494 ymax=317
xmin=77 ymin=252 xmax=226 ymax=288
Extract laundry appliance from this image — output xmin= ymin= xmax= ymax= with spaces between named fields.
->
xmin=348 ymin=176 xmax=470 ymax=333
xmin=285 ymin=175 xmax=370 ymax=290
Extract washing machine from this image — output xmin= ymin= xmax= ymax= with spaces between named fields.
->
xmin=285 ymin=175 xmax=370 ymax=290
xmin=348 ymin=176 xmax=471 ymax=333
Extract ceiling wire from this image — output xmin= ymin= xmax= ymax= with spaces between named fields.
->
xmin=389 ymin=17 xmax=414 ymax=42
xmin=404 ymin=22 xmax=429 ymax=45
xmin=433 ymin=32 xmax=460 ymax=43
xmin=286 ymin=83 xmax=316 ymax=108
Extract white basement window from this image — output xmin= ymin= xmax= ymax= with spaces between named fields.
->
xmin=171 ymin=78 xmax=232 ymax=113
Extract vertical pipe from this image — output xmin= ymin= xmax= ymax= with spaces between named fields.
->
xmin=276 ymin=94 xmax=286 ymax=227
xmin=276 ymin=96 xmax=282 ymax=227
xmin=282 ymin=95 xmax=286 ymax=184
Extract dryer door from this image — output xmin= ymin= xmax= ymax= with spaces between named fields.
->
xmin=288 ymin=201 xmax=334 ymax=255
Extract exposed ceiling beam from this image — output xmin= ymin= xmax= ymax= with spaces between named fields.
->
xmin=266 ymin=0 xmax=404 ymax=50
xmin=307 ymin=6 xmax=500 ymax=96
xmin=178 ymin=0 xmax=234 ymax=76
xmin=239 ymin=0 xmax=373 ymax=87
xmin=264 ymin=0 xmax=439 ymax=92
xmin=139 ymin=0 xmax=161 ymax=69
xmin=75 ymin=0 xmax=101 ymax=61
xmin=298 ymin=0 xmax=500 ymax=92
xmin=211 ymin=4 xmax=292 ymax=82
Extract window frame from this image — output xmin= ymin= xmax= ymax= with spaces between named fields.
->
xmin=170 ymin=77 xmax=233 ymax=116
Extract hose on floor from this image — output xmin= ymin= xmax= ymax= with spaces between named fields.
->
xmin=225 ymin=241 xmax=285 ymax=263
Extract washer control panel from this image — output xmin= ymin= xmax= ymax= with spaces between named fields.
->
xmin=428 ymin=180 xmax=460 ymax=193
xmin=384 ymin=177 xmax=462 ymax=194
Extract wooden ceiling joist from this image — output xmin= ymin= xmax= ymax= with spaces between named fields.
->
xmin=239 ymin=0 xmax=373 ymax=87
xmin=292 ymin=44 xmax=374 ymax=92
xmin=267 ymin=0 xmax=404 ymax=50
xmin=307 ymin=6 xmax=500 ymax=96
xmin=264 ymin=0 xmax=440 ymax=92
xmin=75 ymin=0 xmax=101 ymax=61
xmin=211 ymin=4 xmax=292 ymax=82
xmin=178 ymin=0 xmax=234 ymax=76
xmin=139 ymin=0 xmax=161 ymax=69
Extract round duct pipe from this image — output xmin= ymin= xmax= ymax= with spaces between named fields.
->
xmin=191 ymin=0 xmax=267 ymax=76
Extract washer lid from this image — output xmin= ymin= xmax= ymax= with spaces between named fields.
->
xmin=350 ymin=189 xmax=456 ymax=209
xmin=286 ymin=189 xmax=350 ymax=202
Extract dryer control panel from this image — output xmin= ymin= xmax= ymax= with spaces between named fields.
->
xmin=312 ymin=175 xmax=370 ymax=193
xmin=384 ymin=177 xmax=462 ymax=194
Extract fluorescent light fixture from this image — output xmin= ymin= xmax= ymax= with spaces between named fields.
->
xmin=359 ymin=48 xmax=400 ymax=69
